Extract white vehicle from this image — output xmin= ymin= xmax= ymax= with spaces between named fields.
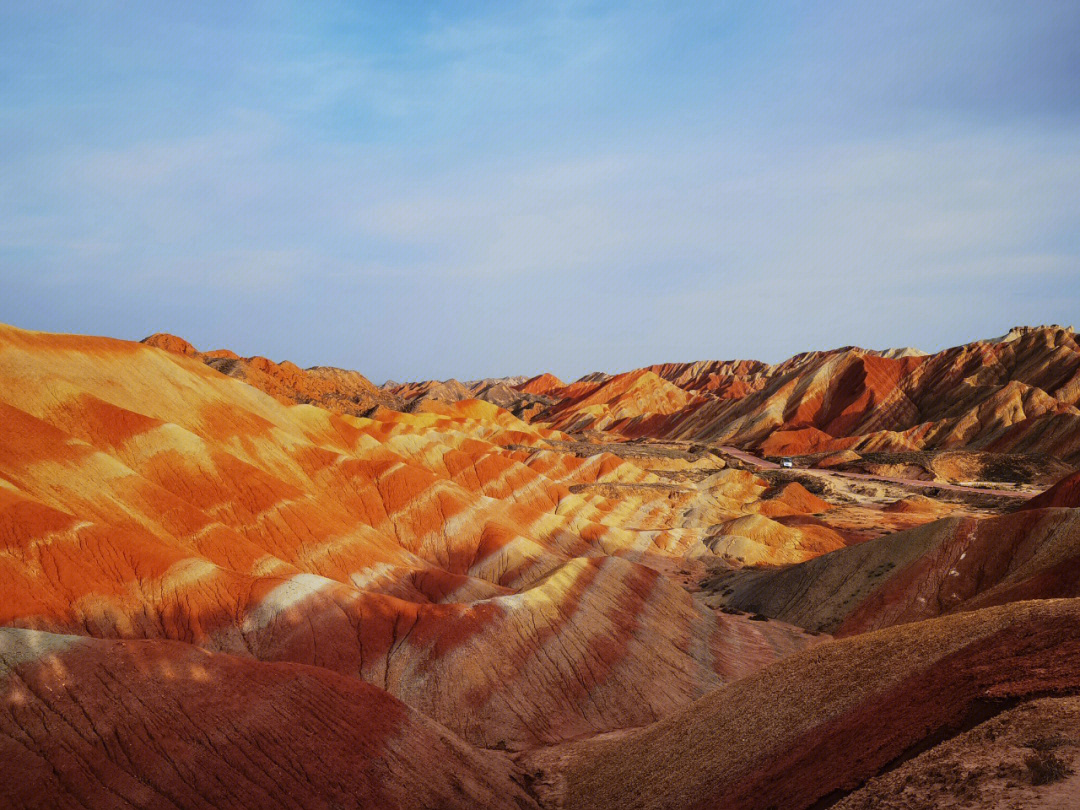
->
xmin=780 ymin=458 xmax=794 ymax=468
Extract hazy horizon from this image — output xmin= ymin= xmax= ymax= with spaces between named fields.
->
xmin=3 ymin=2 xmax=1079 ymax=381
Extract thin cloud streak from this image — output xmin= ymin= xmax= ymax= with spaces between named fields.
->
xmin=1 ymin=2 xmax=1078 ymax=381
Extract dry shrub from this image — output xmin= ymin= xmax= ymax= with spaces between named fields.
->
xmin=1024 ymin=751 xmax=1072 ymax=785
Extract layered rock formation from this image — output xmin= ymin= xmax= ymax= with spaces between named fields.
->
xmin=531 ymin=325 xmax=1080 ymax=464
xmin=709 ymin=505 xmax=1080 ymax=635
xmin=142 ymin=333 xmax=405 ymax=415
xmin=389 ymin=377 xmax=555 ymax=421
xmin=207 ymin=323 xmax=1080 ymax=463
xmin=0 ymin=628 xmax=538 ymax=810
xmin=6 ymin=321 xmax=1080 ymax=810
xmin=0 ymin=322 xmax=823 ymax=808
xmin=1023 ymin=468 xmax=1080 ymax=509
xmin=538 ymin=369 xmax=702 ymax=434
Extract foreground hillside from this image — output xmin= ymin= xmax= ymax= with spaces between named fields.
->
xmin=523 ymin=599 xmax=1080 ymax=810
xmin=1 ymin=628 xmax=538 ymax=810
xmin=3 ymin=322 xmax=1080 ymax=809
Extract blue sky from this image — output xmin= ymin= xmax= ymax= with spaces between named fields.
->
xmin=2 ymin=1 xmax=1079 ymax=381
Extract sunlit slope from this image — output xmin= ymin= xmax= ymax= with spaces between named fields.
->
xmin=142 ymin=331 xmax=405 ymax=415
xmin=0 ymin=323 xmax=812 ymax=748
xmin=540 ymin=326 xmax=1080 ymax=462
xmin=539 ymin=369 xmax=703 ymax=434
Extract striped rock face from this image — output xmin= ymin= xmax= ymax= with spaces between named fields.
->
xmin=528 ymin=325 xmax=1080 ymax=463
xmin=141 ymin=332 xmax=406 ymax=415
xmin=710 ymin=506 xmax=1080 ymax=635
xmin=0 ymin=323 xmax=818 ymax=769
xmin=538 ymin=369 xmax=704 ymax=434
xmin=0 ymin=628 xmax=539 ymax=810
xmin=523 ymin=598 xmax=1080 ymax=810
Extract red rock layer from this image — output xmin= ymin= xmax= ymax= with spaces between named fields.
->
xmin=517 ymin=372 xmax=566 ymax=396
xmin=142 ymin=332 xmax=404 ymax=415
xmin=0 ymin=628 xmax=538 ymax=810
xmin=1023 ymin=467 xmax=1080 ymax=509
xmin=713 ymin=506 xmax=1080 ymax=635
xmin=539 ymin=369 xmax=702 ymax=434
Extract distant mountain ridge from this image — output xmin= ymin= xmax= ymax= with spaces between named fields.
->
xmin=540 ymin=324 xmax=1080 ymax=463
xmin=144 ymin=325 xmax=1080 ymax=463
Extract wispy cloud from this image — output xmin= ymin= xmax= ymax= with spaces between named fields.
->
xmin=1 ymin=2 xmax=1078 ymax=380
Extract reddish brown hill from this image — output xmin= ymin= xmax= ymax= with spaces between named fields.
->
xmin=0 ymin=628 xmax=538 ymax=810
xmin=387 ymin=377 xmax=475 ymax=403
xmin=524 ymin=598 xmax=1080 ymax=810
xmin=711 ymin=507 xmax=1080 ymax=635
xmin=1023 ymin=468 xmax=1080 ymax=509
xmin=646 ymin=358 xmax=771 ymax=398
xmin=517 ymin=372 xmax=566 ymax=396
xmin=535 ymin=326 xmax=1080 ymax=463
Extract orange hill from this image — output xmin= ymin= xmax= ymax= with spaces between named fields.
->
xmin=517 ymin=372 xmax=566 ymax=396
xmin=540 ymin=369 xmax=702 ymax=434
xmin=142 ymin=332 xmax=404 ymax=415
xmin=6 ymin=321 xmax=1080 ymax=809
xmin=0 ymin=323 xmax=815 ymax=764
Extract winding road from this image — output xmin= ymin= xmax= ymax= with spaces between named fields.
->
xmin=713 ymin=445 xmax=1038 ymax=500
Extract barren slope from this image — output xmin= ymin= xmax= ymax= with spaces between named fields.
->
xmin=142 ymin=333 xmax=405 ymax=415
xmin=708 ymin=506 xmax=1080 ymax=634
xmin=0 ymin=323 xmax=814 ymax=753
xmin=0 ymin=628 xmax=538 ymax=810
xmin=536 ymin=326 xmax=1080 ymax=465
xmin=524 ymin=598 xmax=1080 ymax=810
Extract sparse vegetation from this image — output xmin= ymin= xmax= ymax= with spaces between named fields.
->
xmin=1024 ymin=750 xmax=1072 ymax=785
xmin=1025 ymin=735 xmax=1068 ymax=751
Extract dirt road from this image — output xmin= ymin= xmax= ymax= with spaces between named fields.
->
xmin=713 ymin=446 xmax=1037 ymax=500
